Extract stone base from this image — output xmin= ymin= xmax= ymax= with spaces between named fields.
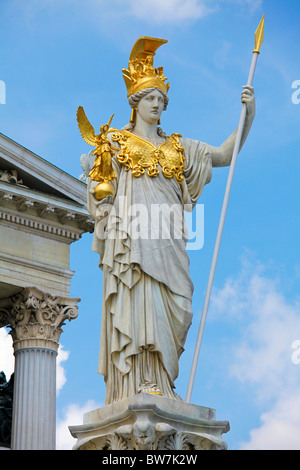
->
xmin=69 ymin=394 xmax=230 ymax=450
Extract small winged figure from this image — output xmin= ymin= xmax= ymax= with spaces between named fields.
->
xmin=76 ymin=106 xmax=117 ymax=183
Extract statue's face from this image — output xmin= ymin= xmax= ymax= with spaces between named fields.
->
xmin=136 ymin=89 xmax=164 ymax=124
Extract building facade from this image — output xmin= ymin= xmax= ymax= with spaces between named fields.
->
xmin=0 ymin=132 xmax=92 ymax=450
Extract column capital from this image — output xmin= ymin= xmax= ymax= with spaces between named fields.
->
xmin=0 ymin=287 xmax=80 ymax=351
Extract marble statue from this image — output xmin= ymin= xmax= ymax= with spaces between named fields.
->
xmin=78 ymin=37 xmax=255 ymax=405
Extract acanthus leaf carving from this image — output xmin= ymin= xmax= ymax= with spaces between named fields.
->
xmin=105 ymin=434 xmax=128 ymax=451
xmin=86 ymin=428 xmax=226 ymax=451
xmin=2 ymin=288 xmax=79 ymax=351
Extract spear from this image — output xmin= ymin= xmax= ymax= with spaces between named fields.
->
xmin=185 ymin=15 xmax=265 ymax=404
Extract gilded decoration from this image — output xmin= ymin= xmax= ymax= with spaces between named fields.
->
xmin=111 ymin=130 xmax=185 ymax=183
xmin=76 ymin=111 xmax=186 ymax=189
xmin=76 ymin=108 xmax=117 ymax=184
xmin=122 ymin=37 xmax=170 ymax=97
xmin=76 ymin=36 xmax=174 ymax=200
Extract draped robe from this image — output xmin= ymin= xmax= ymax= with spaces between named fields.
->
xmin=84 ymin=135 xmax=212 ymax=403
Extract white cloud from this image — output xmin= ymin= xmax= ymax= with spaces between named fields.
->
xmin=239 ymin=394 xmax=300 ymax=450
xmin=127 ymin=0 xmax=211 ymax=23
xmin=6 ymin=0 xmax=263 ymax=26
xmin=234 ymin=0 xmax=263 ymax=14
xmin=0 ymin=329 xmax=14 ymax=380
xmin=105 ymin=0 xmax=263 ymax=24
xmin=0 ymin=329 xmax=99 ymax=450
xmin=55 ymin=345 xmax=103 ymax=450
xmin=229 ymin=273 xmax=300 ymax=399
xmin=210 ymin=254 xmax=300 ymax=449
xmin=56 ymin=400 xmax=102 ymax=450
xmin=56 ymin=345 xmax=70 ymax=395
xmin=0 ymin=330 xmax=69 ymax=395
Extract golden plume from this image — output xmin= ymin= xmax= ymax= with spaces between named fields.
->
xmin=122 ymin=36 xmax=170 ymax=97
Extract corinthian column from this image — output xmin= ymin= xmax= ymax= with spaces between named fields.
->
xmin=0 ymin=287 xmax=79 ymax=450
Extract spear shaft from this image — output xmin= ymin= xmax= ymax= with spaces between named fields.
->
xmin=185 ymin=15 xmax=265 ymax=404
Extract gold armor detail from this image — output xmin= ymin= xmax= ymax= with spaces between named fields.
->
xmin=76 ymin=106 xmax=186 ymax=187
xmin=111 ymin=130 xmax=185 ymax=184
xmin=122 ymin=37 xmax=170 ymax=97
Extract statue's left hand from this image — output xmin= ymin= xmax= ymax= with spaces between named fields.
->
xmin=241 ymin=85 xmax=256 ymax=118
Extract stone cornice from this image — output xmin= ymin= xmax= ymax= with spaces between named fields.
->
xmin=0 ymin=209 xmax=83 ymax=242
xmin=0 ymin=180 xmax=94 ymax=241
xmin=0 ymin=132 xmax=87 ymax=205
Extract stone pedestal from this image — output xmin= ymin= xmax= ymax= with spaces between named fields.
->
xmin=0 ymin=287 xmax=79 ymax=450
xmin=69 ymin=394 xmax=230 ymax=451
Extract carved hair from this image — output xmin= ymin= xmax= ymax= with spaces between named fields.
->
xmin=128 ymin=87 xmax=169 ymax=111
xmin=122 ymin=87 xmax=168 ymax=137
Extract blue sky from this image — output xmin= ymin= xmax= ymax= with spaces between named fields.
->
xmin=0 ymin=0 xmax=300 ymax=450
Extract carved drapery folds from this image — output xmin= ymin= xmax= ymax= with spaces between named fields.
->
xmin=0 ymin=287 xmax=79 ymax=351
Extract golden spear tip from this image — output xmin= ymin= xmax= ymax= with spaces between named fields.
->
xmin=253 ymin=14 xmax=265 ymax=54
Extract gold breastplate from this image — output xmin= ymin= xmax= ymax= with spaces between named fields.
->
xmin=110 ymin=130 xmax=185 ymax=184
